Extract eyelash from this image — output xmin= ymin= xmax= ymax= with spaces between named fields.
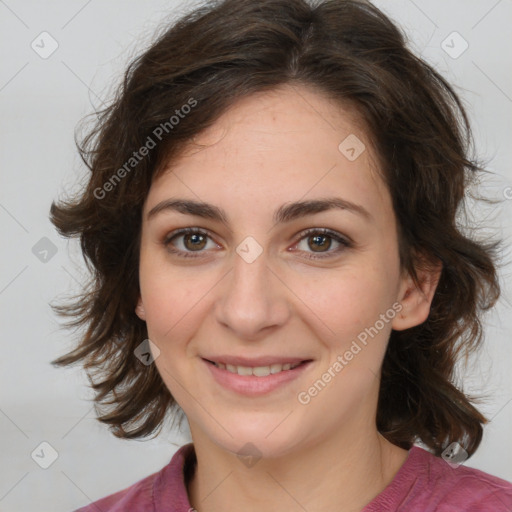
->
xmin=163 ymin=227 xmax=352 ymax=260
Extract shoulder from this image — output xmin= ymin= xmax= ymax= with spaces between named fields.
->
xmin=365 ymin=445 xmax=512 ymax=512
xmin=406 ymin=446 xmax=512 ymax=511
xmin=73 ymin=471 xmax=157 ymax=512
xmin=73 ymin=443 xmax=195 ymax=512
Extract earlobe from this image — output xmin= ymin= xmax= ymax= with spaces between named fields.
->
xmin=392 ymin=261 xmax=442 ymax=331
xmin=135 ymin=298 xmax=146 ymax=321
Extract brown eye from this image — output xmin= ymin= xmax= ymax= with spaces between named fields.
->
xmin=183 ymin=232 xmax=207 ymax=251
xmin=164 ymin=228 xmax=218 ymax=257
xmin=293 ymin=229 xmax=352 ymax=260
xmin=308 ymin=234 xmax=332 ymax=252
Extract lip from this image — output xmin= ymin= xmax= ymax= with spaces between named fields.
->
xmin=202 ymin=357 xmax=313 ymax=396
xmin=202 ymin=355 xmax=308 ymax=367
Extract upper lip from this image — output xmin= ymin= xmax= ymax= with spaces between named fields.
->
xmin=202 ymin=356 xmax=312 ymax=367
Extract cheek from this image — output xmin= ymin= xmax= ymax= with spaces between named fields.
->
xmin=295 ymin=265 xmax=395 ymax=336
xmin=141 ymin=277 xmax=198 ymax=342
xmin=138 ymin=251 xmax=220 ymax=351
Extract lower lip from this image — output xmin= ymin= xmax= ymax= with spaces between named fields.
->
xmin=203 ymin=359 xmax=312 ymax=396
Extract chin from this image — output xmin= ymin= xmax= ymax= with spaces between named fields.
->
xmin=192 ymin=412 xmax=313 ymax=461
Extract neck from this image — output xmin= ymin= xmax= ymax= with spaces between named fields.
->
xmin=186 ymin=427 xmax=408 ymax=512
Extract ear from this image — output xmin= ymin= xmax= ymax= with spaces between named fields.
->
xmin=135 ymin=297 xmax=146 ymax=321
xmin=392 ymin=258 xmax=442 ymax=331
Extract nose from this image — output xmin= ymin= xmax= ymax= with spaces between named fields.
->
xmin=214 ymin=247 xmax=291 ymax=340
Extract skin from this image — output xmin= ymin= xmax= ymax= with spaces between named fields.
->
xmin=136 ymin=84 xmax=440 ymax=512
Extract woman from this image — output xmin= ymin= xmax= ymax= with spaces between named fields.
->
xmin=51 ymin=0 xmax=512 ymax=510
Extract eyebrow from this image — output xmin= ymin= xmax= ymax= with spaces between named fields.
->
xmin=147 ymin=197 xmax=372 ymax=224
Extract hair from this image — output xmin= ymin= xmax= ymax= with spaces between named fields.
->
xmin=51 ymin=0 xmax=501 ymax=456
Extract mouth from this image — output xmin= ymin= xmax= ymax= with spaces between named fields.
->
xmin=204 ymin=359 xmax=308 ymax=377
xmin=202 ymin=357 xmax=313 ymax=395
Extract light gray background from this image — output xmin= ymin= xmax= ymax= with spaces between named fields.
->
xmin=1 ymin=1 xmax=511 ymax=510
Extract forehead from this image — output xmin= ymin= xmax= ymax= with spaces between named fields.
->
xmin=146 ymin=85 xmax=392 ymax=224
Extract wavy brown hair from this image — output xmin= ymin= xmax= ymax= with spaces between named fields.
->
xmin=51 ymin=0 xmax=501 ymax=456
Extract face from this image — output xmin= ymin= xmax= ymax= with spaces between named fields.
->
xmin=137 ymin=85 xmax=427 ymax=459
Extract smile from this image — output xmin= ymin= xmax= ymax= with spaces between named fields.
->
xmin=202 ymin=357 xmax=313 ymax=396
xmin=209 ymin=361 xmax=303 ymax=377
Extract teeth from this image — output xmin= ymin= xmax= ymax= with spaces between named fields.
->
xmin=253 ymin=366 xmax=270 ymax=377
xmin=270 ymin=363 xmax=283 ymax=374
xmin=213 ymin=361 xmax=302 ymax=376
xmin=237 ymin=365 xmax=253 ymax=376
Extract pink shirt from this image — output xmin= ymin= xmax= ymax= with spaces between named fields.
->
xmin=75 ymin=443 xmax=512 ymax=511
